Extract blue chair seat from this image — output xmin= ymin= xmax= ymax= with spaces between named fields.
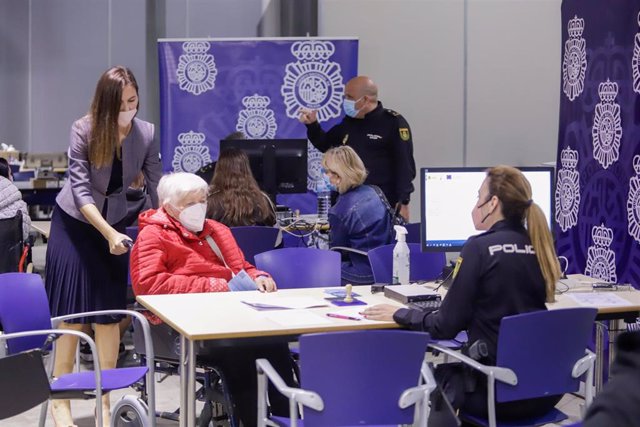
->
xmin=463 ymin=407 xmax=568 ymax=427
xmin=51 ymin=366 xmax=148 ymax=392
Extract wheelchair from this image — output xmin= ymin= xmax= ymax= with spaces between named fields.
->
xmin=130 ymin=317 xmax=236 ymax=427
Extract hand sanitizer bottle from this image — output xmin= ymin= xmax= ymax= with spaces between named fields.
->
xmin=392 ymin=225 xmax=410 ymax=285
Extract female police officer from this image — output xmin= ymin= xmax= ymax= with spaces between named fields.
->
xmin=364 ymin=165 xmax=562 ymax=422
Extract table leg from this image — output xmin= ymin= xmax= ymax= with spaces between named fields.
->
xmin=594 ymin=321 xmax=606 ymax=393
xmin=180 ymin=335 xmax=188 ymax=427
xmin=187 ymin=339 xmax=196 ymax=427
xmin=609 ymin=319 xmax=623 ymax=368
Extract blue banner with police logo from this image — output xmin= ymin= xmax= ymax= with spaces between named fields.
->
xmin=158 ymin=38 xmax=358 ymax=212
xmin=556 ymin=0 xmax=640 ymax=286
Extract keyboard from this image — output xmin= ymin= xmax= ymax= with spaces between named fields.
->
xmin=407 ymin=298 xmax=442 ymax=313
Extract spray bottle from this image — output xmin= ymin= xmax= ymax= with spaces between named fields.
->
xmin=392 ymin=225 xmax=410 ymax=285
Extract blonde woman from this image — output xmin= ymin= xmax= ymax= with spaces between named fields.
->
xmin=322 ymin=146 xmax=393 ymax=284
xmin=364 ymin=165 xmax=561 ymax=423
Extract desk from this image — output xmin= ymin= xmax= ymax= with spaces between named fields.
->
xmin=136 ymin=286 xmax=402 ymax=427
xmin=548 ymin=276 xmax=640 ymax=392
xmin=15 ymin=179 xmax=65 ymax=207
xmin=30 ymin=221 xmax=51 ymax=239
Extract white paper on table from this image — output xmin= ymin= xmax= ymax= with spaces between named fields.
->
xmin=264 ymin=310 xmax=333 ymax=326
xmin=566 ymin=292 xmax=631 ymax=307
xmin=242 ymin=296 xmax=329 ymax=310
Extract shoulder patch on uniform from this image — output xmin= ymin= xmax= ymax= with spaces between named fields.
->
xmin=452 ymin=257 xmax=463 ymax=279
xmin=342 ymin=134 xmax=349 ymax=145
xmin=385 ymin=108 xmax=400 ymax=117
xmin=399 ymin=128 xmax=410 ymax=141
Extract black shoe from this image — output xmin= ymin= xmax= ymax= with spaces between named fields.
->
xmin=79 ymin=342 xmax=93 ymax=363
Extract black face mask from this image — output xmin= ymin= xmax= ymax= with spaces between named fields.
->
xmin=477 ymin=196 xmax=493 ymax=223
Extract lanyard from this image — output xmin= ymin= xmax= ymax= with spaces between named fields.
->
xmin=205 ymin=236 xmax=235 ymax=278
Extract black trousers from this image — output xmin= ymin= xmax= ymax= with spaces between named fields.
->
xmin=429 ymin=363 xmax=562 ymax=426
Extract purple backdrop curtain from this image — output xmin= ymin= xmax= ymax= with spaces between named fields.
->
xmin=556 ymin=0 xmax=640 ymax=286
xmin=158 ymin=38 xmax=358 ymax=213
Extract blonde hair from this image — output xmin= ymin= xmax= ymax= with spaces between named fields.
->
xmin=486 ymin=165 xmax=560 ymax=302
xmin=321 ymin=146 xmax=367 ymax=193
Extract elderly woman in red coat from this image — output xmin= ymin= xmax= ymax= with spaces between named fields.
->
xmin=130 ymin=172 xmax=293 ymax=427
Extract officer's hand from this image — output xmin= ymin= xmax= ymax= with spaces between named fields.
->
xmin=361 ymin=304 xmax=399 ymax=321
xmin=298 ymin=108 xmax=317 ymax=124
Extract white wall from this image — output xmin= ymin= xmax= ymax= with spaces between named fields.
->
xmin=319 ymin=0 xmax=561 ymax=220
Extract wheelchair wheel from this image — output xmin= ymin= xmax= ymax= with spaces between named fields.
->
xmin=111 ymin=395 xmax=151 ymax=427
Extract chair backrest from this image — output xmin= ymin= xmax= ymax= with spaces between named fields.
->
xmin=0 ymin=349 xmax=50 ymax=419
xmin=229 ymin=226 xmax=279 ymax=265
xmin=368 ymin=243 xmax=445 ymax=283
xmin=403 ymin=222 xmax=421 ymax=244
xmin=495 ymin=307 xmax=597 ymax=402
xmin=254 ymin=247 xmax=341 ymax=288
xmin=0 ymin=211 xmax=23 ymax=273
xmin=299 ymin=330 xmax=429 ymax=426
xmin=0 ymin=273 xmax=52 ymax=354
xmin=11 ymin=171 xmax=35 ymax=181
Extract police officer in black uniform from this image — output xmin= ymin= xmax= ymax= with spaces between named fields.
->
xmin=364 ymin=166 xmax=562 ymax=423
xmin=299 ymin=76 xmax=415 ymax=220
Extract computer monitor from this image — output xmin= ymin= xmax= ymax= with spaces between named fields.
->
xmin=219 ymin=139 xmax=308 ymax=199
xmin=420 ymin=166 xmax=554 ymax=252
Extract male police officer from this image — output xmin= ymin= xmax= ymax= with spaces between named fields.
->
xmin=299 ymin=76 xmax=416 ymax=221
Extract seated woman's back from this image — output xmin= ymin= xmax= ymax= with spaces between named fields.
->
xmin=206 ymin=148 xmax=276 ymax=227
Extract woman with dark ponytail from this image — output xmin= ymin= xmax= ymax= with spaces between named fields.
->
xmin=365 ymin=165 xmax=562 ymax=422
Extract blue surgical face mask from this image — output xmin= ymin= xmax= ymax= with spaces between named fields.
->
xmin=321 ymin=169 xmax=338 ymax=192
xmin=342 ymin=96 xmax=363 ymax=118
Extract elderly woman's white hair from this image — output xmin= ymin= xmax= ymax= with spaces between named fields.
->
xmin=157 ymin=172 xmax=208 ymax=206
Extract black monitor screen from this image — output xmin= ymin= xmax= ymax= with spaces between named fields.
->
xmin=219 ymin=139 xmax=308 ymax=198
xmin=420 ymin=166 xmax=555 ymax=252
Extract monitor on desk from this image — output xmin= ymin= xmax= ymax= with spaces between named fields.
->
xmin=219 ymin=139 xmax=308 ymax=199
xmin=420 ymin=166 xmax=554 ymax=252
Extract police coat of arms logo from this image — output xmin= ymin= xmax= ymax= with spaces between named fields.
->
xmin=627 ymin=155 xmax=640 ymax=243
xmin=281 ymin=40 xmax=344 ymax=123
xmin=562 ymin=15 xmax=587 ymax=101
xmin=172 ymin=131 xmax=212 ymax=173
xmin=235 ymin=94 xmax=277 ymax=139
xmin=176 ymin=41 xmax=218 ymax=96
xmin=555 ymin=146 xmax=580 ymax=232
xmin=633 ymin=12 xmax=640 ymax=94
xmin=592 ymin=79 xmax=622 ymax=170
xmin=585 ymin=223 xmax=617 ymax=283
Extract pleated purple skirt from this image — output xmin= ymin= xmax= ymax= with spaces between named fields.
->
xmin=45 ymin=204 xmax=128 ymax=324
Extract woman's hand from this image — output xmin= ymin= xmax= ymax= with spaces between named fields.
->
xmin=255 ymin=276 xmax=277 ymax=292
xmin=361 ymin=304 xmax=400 ymax=321
xmin=107 ymin=232 xmax=133 ymax=255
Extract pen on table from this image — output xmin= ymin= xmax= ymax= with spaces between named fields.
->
xmin=326 ymin=313 xmax=361 ymax=321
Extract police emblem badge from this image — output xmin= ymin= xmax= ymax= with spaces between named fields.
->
xmin=236 ymin=94 xmax=277 ymax=139
xmin=584 ymin=223 xmax=617 ymax=283
xmin=399 ymin=128 xmax=410 ymax=141
xmin=171 ymin=131 xmax=212 ymax=173
xmin=555 ymin=146 xmax=580 ymax=232
xmin=627 ymin=155 xmax=640 ymax=243
xmin=281 ymin=40 xmax=344 ymax=123
xmin=176 ymin=41 xmax=217 ymax=96
xmin=562 ymin=16 xmax=587 ymax=101
xmin=592 ymin=79 xmax=622 ymax=170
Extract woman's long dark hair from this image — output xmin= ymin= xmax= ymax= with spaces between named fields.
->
xmin=89 ymin=66 xmax=138 ymax=168
xmin=207 ymin=148 xmax=275 ymax=226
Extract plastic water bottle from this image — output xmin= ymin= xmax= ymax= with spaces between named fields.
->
xmin=317 ymin=179 xmax=331 ymax=221
xmin=392 ymin=225 xmax=410 ymax=285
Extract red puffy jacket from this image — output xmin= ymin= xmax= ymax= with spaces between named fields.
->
xmin=131 ymin=208 xmax=269 ymax=304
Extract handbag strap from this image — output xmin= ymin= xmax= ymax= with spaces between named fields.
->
xmin=205 ymin=236 xmax=235 ymax=278
xmin=370 ymin=185 xmax=396 ymax=219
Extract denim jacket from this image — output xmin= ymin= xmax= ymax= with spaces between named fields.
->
xmin=329 ymin=185 xmax=393 ymax=284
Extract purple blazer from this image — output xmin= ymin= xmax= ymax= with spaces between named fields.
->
xmin=56 ymin=116 xmax=162 ymax=225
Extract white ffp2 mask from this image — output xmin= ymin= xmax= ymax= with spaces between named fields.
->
xmin=178 ymin=202 xmax=207 ymax=233
xmin=118 ymin=108 xmax=137 ymax=127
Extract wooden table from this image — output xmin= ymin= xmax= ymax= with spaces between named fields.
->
xmin=136 ymin=286 xmax=402 ymax=427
